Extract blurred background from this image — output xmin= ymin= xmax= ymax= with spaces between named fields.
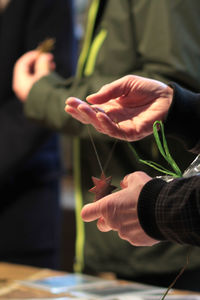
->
xmin=59 ymin=0 xmax=89 ymax=273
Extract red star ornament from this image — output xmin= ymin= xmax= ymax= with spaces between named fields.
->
xmin=89 ymin=172 xmax=117 ymax=201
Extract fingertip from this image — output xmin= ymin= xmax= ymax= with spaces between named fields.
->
xmin=64 ymin=104 xmax=69 ymax=113
xmin=80 ymin=207 xmax=88 ymax=222
xmin=81 ymin=204 xmax=92 ymax=221
xmin=27 ymin=50 xmax=40 ymax=58
xmin=120 ymin=174 xmax=130 ymax=188
xmin=120 ymin=180 xmax=124 ymax=189
xmin=42 ymin=52 xmax=54 ymax=61
xmin=86 ymin=94 xmax=96 ymax=104
xmin=68 ymin=97 xmax=84 ymax=106
xmin=50 ymin=61 xmax=56 ymax=71
xmin=65 ymin=97 xmax=74 ymax=104
xmin=48 ymin=52 xmax=54 ymax=59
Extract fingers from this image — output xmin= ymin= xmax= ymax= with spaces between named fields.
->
xmin=120 ymin=173 xmax=133 ymax=189
xmin=18 ymin=50 xmax=39 ymax=65
xmin=78 ymin=104 xmax=103 ymax=128
xmin=14 ymin=50 xmax=54 ymax=79
xmin=120 ymin=171 xmax=151 ymax=189
xmin=65 ymin=96 xmax=137 ymax=141
xmin=35 ymin=53 xmax=55 ymax=76
xmin=95 ymin=210 xmax=136 ymax=233
xmin=81 ymin=190 xmax=122 ymax=222
xmin=12 ymin=50 xmax=41 ymax=101
xmin=65 ymin=105 xmax=89 ymax=124
xmin=65 ymin=97 xmax=91 ymax=124
xmin=94 ymin=113 xmax=122 ymax=138
xmin=65 ymin=97 xmax=102 ymax=126
xmin=81 ymin=187 xmax=135 ymax=224
xmin=65 ymin=97 xmax=122 ymax=135
xmin=97 ymin=217 xmax=112 ymax=232
xmin=13 ymin=50 xmax=38 ymax=77
xmin=118 ymin=221 xmax=140 ymax=242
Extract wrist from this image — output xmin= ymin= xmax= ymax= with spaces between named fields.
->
xmin=161 ymin=85 xmax=173 ymax=121
xmin=137 ymin=178 xmax=167 ymax=241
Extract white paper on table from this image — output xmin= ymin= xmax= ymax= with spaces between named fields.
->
xmin=17 ymin=273 xmax=114 ymax=294
xmin=126 ymin=295 xmax=200 ymax=300
xmin=70 ymin=280 xmax=166 ymax=299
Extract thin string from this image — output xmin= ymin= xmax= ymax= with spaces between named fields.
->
xmin=161 ymin=247 xmax=191 ymax=300
xmin=87 ymin=125 xmax=118 ymax=175
xmin=88 ymin=118 xmax=188 ymax=299
xmin=103 ymin=139 xmax=118 ymax=173
xmin=117 ymin=120 xmax=188 ymax=299
xmin=87 ymin=125 xmax=104 ymax=174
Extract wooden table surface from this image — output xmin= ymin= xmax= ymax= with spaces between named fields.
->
xmin=0 ymin=262 xmax=197 ymax=299
xmin=0 ymin=262 xmax=68 ymax=298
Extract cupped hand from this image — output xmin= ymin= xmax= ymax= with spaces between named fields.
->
xmin=65 ymin=75 xmax=173 ymax=141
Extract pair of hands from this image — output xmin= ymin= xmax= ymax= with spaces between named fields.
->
xmin=65 ymin=75 xmax=173 ymax=246
xmin=13 ymin=50 xmax=173 ymax=246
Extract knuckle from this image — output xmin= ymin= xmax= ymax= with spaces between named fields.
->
xmin=118 ymin=229 xmax=128 ymax=240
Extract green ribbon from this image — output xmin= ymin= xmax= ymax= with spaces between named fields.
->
xmin=128 ymin=120 xmax=184 ymax=300
xmin=128 ymin=120 xmax=182 ymax=178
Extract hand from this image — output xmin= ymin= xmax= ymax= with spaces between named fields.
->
xmin=13 ymin=50 xmax=55 ymax=102
xmin=65 ymin=75 xmax=173 ymax=141
xmin=81 ymin=171 xmax=159 ymax=246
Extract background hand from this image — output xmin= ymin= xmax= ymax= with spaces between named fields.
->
xmin=81 ymin=171 xmax=159 ymax=246
xmin=13 ymin=50 xmax=55 ymax=102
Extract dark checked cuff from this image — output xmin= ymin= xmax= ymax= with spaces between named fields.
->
xmin=137 ymin=178 xmax=167 ymax=241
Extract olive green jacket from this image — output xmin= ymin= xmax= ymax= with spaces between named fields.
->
xmin=26 ymin=0 xmax=200 ymax=279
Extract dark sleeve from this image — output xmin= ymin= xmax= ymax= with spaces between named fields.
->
xmin=137 ymin=83 xmax=200 ymax=245
xmin=0 ymin=99 xmax=51 ymax=182
xmin=165 ymin=83 xmax=200 ymax=153
xmin=24 ymin=0 xmax=200 ymax=136
xmin=138 ymin=176 xmax=200 ymax=246
xmin=24 ymin=0 xmax=77 ymax=78
xmin=0 ymin=0 xmax=76 ymax=182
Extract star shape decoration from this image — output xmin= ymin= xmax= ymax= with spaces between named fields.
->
xmin=89 ymin=172 xmax=117 ymax=201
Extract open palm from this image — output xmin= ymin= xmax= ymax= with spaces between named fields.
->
xmin=65 ymin=75 xmax=173 ymax=141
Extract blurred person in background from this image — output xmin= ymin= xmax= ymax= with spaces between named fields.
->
xmin=13 ymin=0 xmax=200 ymax=291
xmin=0 ymin=0 xmax=77 ymax=269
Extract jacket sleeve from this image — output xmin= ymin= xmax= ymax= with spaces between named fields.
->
xmin=138 ymin=175 xmax=200 ymax=246
xmin=0 ymin=99 xmax=52 ymax=182
xmin=24 ymin=0 xmax=77 ymax=78
xmin=25 ymin=72 xmax=117 ymax=138
xmin=0 ymin=0 xmax=76 ymax=182
xmin=165 ymin=83 xmax=200 ymax=153
xmin=138 ymin=83 xmax=200 ymax=245
xmin=24 ymin=0 xmax=200 ymax=136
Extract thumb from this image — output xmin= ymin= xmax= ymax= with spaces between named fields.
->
xmin=81 ymin=190 xmax=120 ymax=222
xmin=86 ymin=77 xmax=127 ymax=104
xmin=81 ymin=202 xmax=102 ymax=222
